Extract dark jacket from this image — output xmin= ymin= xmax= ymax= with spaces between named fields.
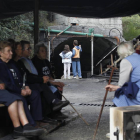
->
xmin=32 ymin=55 xmax=53 ymax=78
xmin=115 ymin=81 xmax=139 ymax=99
xmin=17 ymin=59 xmax=44 ymax=84
xmin=0 ymin=59 xmax=21 ymax=94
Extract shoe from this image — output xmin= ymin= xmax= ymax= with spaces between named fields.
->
xmin=106 ymin=133 xmax=110 ymax=138
xmin=73 ymin=77 xmax=76 ymax=79
xmin=50 ymin=111 xmax=68 ymax=120
xmin=68 ymin=77 xmax=71 ymax=79
xmin=52 ymin=100 xmax=70 ymax=111
xmin=13 ymin=130 xmax=23 ymax=139
xmin=79 ymin=77 xmax=82 ymax=79
xmin=41 ymin=117 xmax=58 ymax=125
xmin=13 ymin=127 xmax=44 ymax=138
xmin=23 ymin=125 xmax=44 ymax=137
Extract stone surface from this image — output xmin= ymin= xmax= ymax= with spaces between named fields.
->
xmin=45 ymin=78 xmax=115 ymax=140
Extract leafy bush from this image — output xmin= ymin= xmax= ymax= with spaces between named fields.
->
xmin=122 ymin=14 xmax=140 ymax=41
xmin=0 ymin=11 xmax=55 ymax=42
xmin=0 ymin=13 xmax=33 ymax=41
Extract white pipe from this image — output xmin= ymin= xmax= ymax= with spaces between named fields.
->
xmin=91 ymin=33 xmax=94 ymax=75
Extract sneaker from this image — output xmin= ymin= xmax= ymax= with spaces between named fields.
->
xmin=68 ymin=77 xmax=71 ymax=79
xmin=106 ymin=133 xmax=110 ymax=138
xmin=52 ymin=100 xmax=70 ymax=111
xmin=13 ymin=126 xmax=44 ymax=138
xmin=73 ymin=77 xmax=76 ymax=79
xmin=79 ymin=77 xmax=82 ymax=79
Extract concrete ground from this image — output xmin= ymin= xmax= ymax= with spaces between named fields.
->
xmin=46 ymin=77 xmax=116 ymax=140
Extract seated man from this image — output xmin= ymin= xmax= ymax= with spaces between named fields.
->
xmin=32 ymin=42 xmax=64 ymax=99
xmin=0 ymin=80 xmax=44 ymax=139
xmin=14 ymin=41 xmax=69 ymax=120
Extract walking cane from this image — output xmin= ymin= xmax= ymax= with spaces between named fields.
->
xmin=93 ymin=66 xmax=117 ymax=140
xmin=59 ymin=92 xmax=89 ymax=126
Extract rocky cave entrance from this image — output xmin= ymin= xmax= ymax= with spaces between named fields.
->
xmin=51 ymin=37 xmax=117 ymax=79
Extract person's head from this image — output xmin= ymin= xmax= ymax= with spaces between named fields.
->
xmin=7 ymin=39 xmax=15 ymax=49
xmin=0 ymin=41 xmax=13 ymax=63
xmin=13 ymin=42 xmax=23 ymax=60
xmin=134 ymin=41 xmax=140 ymax=50
xmin=34 ymin=43 xmax=47 ymax=59
xmin=20 ymin=40 xmax=31 ymax=58
xmin=73 ymin=40 xmax=78 ymax=46
xmin=117 ymin=41 xmax=135 ymax=59
xmin=63 ymin=45 xmax=70 ymax=54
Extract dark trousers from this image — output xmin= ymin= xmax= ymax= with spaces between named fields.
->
xmin=26 ymin=90 xmax=43 ymax=121
xmin=29 ymin=83 xmax=59 ymax=117
xmin=54 ymin=90 xmax=62 ymax=100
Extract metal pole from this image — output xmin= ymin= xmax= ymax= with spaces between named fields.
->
xmin=34 ymin=0 xmax=39 ymax=47
xmin=48 ymin=40 xmax=50 ymax=61
xmin=91 ymin=33 xmax=94 ymax=75
xmin=59 ymin=92 xmax=89 ymax=126
xmin=47 ymin=28 xmax=50 ymax=61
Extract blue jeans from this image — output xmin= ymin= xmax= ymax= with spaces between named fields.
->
xmin=72 ymin=61 xmax=82 ymax=77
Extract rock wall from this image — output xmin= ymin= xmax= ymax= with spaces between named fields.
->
xmin=54 ymin=13 xmax=122 ymax=36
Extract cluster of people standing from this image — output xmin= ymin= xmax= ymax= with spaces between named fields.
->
xmin=0 ymin=39 xmax=70 ymax=139
xmin=59 ymin=40 xmax=82 ymax=79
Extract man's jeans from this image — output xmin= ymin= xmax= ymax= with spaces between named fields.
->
xmin=72 ymin=61 xmax=82 ymax=77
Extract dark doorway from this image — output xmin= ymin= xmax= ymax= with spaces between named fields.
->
xmin=51 ymin=37 xmax=116 ymax=79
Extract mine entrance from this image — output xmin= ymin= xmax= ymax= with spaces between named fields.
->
xmin=51 ymin=37 xmax=117 ymax=79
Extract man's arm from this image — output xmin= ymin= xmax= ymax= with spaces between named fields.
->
xmin=17 ymin=60 xmax=44 ymax=84
xmin=79 ymin=45 xmax=82 ymax=52
xmin=118 ymin=59 xmax=132 ymax=87
xmin=72 ymin=49 xmax=76 ymax=57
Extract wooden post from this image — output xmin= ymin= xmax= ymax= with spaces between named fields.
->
xmin=34 ymin=0 xmax=39 ymax=47
xmin=93 ymin=66 xmax=118 ymax=140
xmin=111 ymin=54 xmax=113 ymax=65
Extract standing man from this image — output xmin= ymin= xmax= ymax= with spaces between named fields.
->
xmin=72 ymin=40 xmax=82 ymax=79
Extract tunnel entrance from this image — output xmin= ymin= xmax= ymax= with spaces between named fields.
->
xmin=51 ymin=37 xmax=117 ymax=79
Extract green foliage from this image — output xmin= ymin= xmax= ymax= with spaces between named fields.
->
xmin=122 ymin=14 xmax=140 ymax=41
xmin=0 ymin=13 xmax=33 ymax=41
xmin=0 ymin=11 xmax=55 ymax=42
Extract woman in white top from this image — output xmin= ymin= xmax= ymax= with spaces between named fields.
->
xmin=59 ymin=45 xmax=72 ymax=79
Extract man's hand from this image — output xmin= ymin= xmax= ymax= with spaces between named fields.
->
xmin=105 ymin=84 xmax=120 ymax=92
xmin=43 ymin=76 xmax=49 ymax=83
xmin=21 ymin=89 xmax=27 ymax=96
xmin=0 ymin=83 xmax=5 ymax=90
xmin=50 ymin=81 xmax=64 ymax=88
xmin=25 ymin=86 xmax=32 ymax=95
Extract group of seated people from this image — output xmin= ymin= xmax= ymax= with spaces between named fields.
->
xmin=0 ymin=39 xmax=70 ymax=138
